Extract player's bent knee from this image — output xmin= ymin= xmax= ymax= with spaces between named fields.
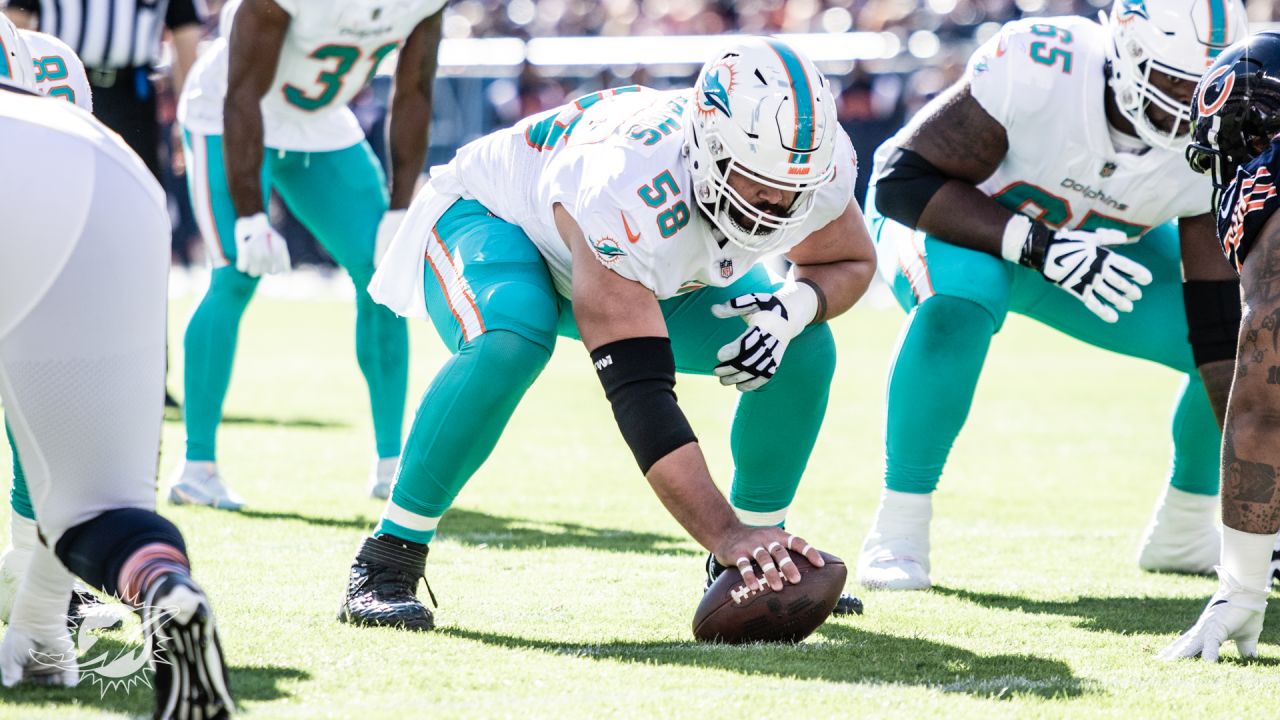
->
xmin=54 ymin=508 xmax=186 ymax=597
xmin=779 ymin=322 xmax=837 ymax=386
xmin=913 ymin=294 xmax=998 ymax=345
xmin=207 ymin=266 xmax=260 ymax=306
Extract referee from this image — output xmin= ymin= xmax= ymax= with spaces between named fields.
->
xmin=3 ymin=0 xmax=204 ymax=178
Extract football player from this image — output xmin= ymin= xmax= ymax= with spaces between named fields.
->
xmin=171 ymin=0 xmax=444 ymax=507
xmin=0 ymin=25 xmax=108 ymax=628
xmin=338 ymin=37 xmax=877 ymax=630
xmin=0 ymin=15 xmax=234 ymax=717
xmin=857 ymin=0 xmax=1246 ymax=590
xmin=1161 ymin=32 xmax=1280 ymax=662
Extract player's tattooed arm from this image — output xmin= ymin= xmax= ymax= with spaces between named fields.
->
xmin=898 ymin=81 xmax=1014 ymax=256
xmin=785 ymin=201 xmax=876 ymax=323
xmin=1221 ymin=210 xmax=1280 ymax=534
xmin=223 ymin=0 xmax=290 ymax=217
xmin=387 ymin=10 xmax=443 ymax=210
xmin=1181 ymin=212 xmax=1241 ymax=426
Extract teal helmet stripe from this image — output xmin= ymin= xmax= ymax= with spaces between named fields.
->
xmin=764 ymin=38 xmax=815 ymax=162
xmin=1207 ymin=0 xmax=1227 ymax=57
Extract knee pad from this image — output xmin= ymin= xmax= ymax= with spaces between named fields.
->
xmin=914 ymin=295 xmax=998 ymax=346
xmin=54 ymin=508 xmax=186 ymax=597
xmin=474 ymin=280 xmax=560 ymax=353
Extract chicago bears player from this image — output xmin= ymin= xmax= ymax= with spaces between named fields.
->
xmin=339 ymin=37 xmax=876 ymax=630
xmin=857 ymin=0 xmax=1246 ymax=590
xmin=1161 ymin=32 xmax=1280 ymax=662
xmin=172 ymin=0 xmax=444 ymax=507
xmin=0 ymin=16 xmax=234 ymax=717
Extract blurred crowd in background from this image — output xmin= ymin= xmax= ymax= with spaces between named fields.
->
xmin=154 ymin=0 xmax=1280 ymax=267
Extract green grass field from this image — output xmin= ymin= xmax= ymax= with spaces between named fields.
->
xmin=3 ymin=289 xmax=1280 ymax=718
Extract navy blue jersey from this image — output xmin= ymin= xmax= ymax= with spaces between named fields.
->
xmin=1219 ymin=139 xmax=1280 ymax=273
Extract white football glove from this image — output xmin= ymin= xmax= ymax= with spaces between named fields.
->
xmin=712 ymin=280 xmax=819 ymax=392
xmin=233 ymin=213 xmax=291 ymax=277
xmin=0 ymin=628 xmax=78 ymax=688
xmin=1001 ymin=215 xmax=1152 ymax=323
xmin=374 ymin=208 xmax=406 ymax=269
xmin=1158 ymin=567 xmax=1267 ymax=662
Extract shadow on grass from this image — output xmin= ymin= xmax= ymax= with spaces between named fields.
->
xmin=0 ymin=642 xmax=308 ymax=717
xmin=437 ymin=508 xmax=698 ymax=556
xmin=236 ymin=508 xmax=376 ymax=530
xmin=933 ymin=585 xmax=1280 ymax=641
xmin=438 ymin=623 xmax=1094 ymax=700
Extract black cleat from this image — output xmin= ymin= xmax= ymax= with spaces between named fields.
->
xmin=68 ymin=586 xmax=123 ymax=631
xmin=144 ymin=573 xmax=235 ymax=720
xmin=705 ymin=552 xmax=864 ymax=616
xmin=338 ymin=535 xmax=435 ymax=631
xmin=164 ymin=391 xmax=181 ymax=410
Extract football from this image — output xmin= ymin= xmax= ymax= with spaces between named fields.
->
xmin=693 ymin=551 xmax=847 ymax=644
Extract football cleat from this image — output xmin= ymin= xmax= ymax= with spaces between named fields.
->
xmin=0 ymin=627 xmax=78 ymax=688
xmin=368 ymin=456 xmax=399 ymax=500
xmin=144 ymin=572 xmax=235 ymax=720
xmin=1137 ymin=486 xmax=1220 ymax=575
xmin=68 ymin=587 xmax=123 ymax=632
xmin=339 ymin=536 xmax=435 ymax=631
xmin=703 ymin=552 xmax=863 ymax=616
xmin=168 ymin=461 xmax=245 ymax=511
xmin=1271 ymin=535 xmax=1280 ymax=589
xmin=856 ymin=489 xmax=933 ymax=591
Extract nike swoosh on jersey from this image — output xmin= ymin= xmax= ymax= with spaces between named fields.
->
xmin=621 ymin=212 xmax=641 ymax=243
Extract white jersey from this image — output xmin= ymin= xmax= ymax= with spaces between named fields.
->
xmin=178 ymin=0 xmax=444 ymax=151
xmin=442 ymin=87 xmax=855 ymax=301
xmin=19 ymin=30 xmax=92 ymax=112
xmin=876 ymin=16 xmax=1210 ymax=239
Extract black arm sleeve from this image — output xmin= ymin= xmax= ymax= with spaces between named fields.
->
xmin=591 ymin=337 xmax=698 ymax=474
xmin=1184 ymin=279 xmax=1243 ymax=366
xmin=165 ymin=0 xmax=206 ymax=30
xmin=872 ymin=147 xmax=950 ymax=229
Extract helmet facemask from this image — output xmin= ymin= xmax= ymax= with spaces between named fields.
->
xmin=1110 ymin=37 xmax=1200 ymax=149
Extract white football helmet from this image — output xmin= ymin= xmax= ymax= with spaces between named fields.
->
xmin=0 ymin=14 xmax=34 ymax=92
xmin=684 ymin=37 xmax=839 ymax=252
xmin=1103 ymin=0 xmax=1247 ymax=150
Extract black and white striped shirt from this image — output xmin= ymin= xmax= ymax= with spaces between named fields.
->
xmin=8 ymin=0 xmax=206 ymax=70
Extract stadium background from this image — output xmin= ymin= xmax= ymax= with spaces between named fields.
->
xmin=150 ymin=0 xmax=1280 ymax=267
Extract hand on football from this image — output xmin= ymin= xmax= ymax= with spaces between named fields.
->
xmin=1158 ymin=567 xmax=1267 ymax=662
xmin=713 ymin=526 xmax=824 ymax=593
xmin=233 ymin=213 xmax=291 ymax=277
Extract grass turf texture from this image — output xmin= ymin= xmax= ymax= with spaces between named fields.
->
xmin=2 ymin=293 xmax=1279 ymax=718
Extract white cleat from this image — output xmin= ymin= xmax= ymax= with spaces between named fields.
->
xmin=368 ymin=456 xmax=399 ymax=500
xmin=857 ymin=489 xmax=934 ymax=591
xmin=0 ymin=513 xmax=38 ymax=623
xmin=1137 ymin=486 xmax=1220 ymax=575
xmin=168 ymin=461 xmax=245 ymax=511
xmin=0 ymin=628 xmax=78 ymax=688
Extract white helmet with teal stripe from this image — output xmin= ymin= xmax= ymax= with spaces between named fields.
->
xmin=684 ymin=36 xmax=838 ymax=252
xmin=0 ymin=14 xmax=34 ymax=92
xmin=1104 ymin=0 xmax=1247 ymax=150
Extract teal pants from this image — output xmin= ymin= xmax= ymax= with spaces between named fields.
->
xmin=374 ymin=199 xmax=837 ymax=544
xmin=866 ymin=183 xmax=1220 ymax=496
xmin=179 ymin=131 xmax=408 ymax=461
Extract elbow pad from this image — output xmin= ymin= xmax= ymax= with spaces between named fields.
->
xmin=591 ymin=337 xmax=698 ymax=473
xmin=873 ymin=147 xmax=950 ymax=229
xmin=1183 ymin=280 xmax=1243 ymax=366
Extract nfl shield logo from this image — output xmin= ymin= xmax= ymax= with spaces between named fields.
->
xmin=1100 ymin=161 xmax=1117 ymax=178
xmin=718 ymin=258 xmax=734 ymax=279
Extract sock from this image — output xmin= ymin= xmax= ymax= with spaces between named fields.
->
xmin=183 ymin=266 xmax=259 ymax=461
xmin=7 ymin=544 xmax=74 ymax=638
xmin=884 ymin=296 xmax=996 ymax=494
xmin=376 ymin=330 xmax=551 ymax=545
xmin=118 ymin=543 xmax=192 ymax=605
xmin=728 ymin=323 xmax=837 ymax=522
xmin=1167 ymin=374 xmax=1222 ymax=496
